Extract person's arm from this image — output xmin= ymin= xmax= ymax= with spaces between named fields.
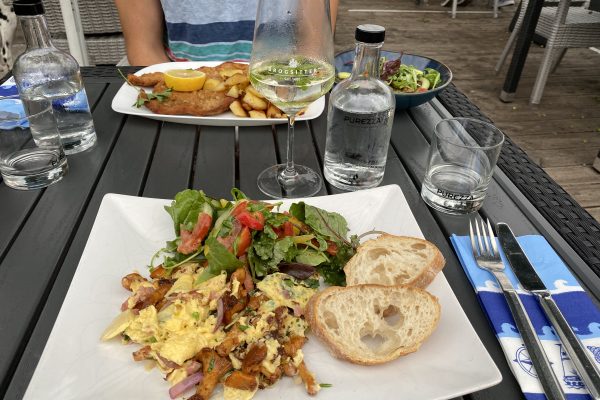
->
xmin=114 ymin=0 xmax=170 ymax=65
xmin=330 ymin=0 xmax=339 ymax=30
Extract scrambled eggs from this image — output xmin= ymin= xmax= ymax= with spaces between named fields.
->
xmin=102 ymin=265 xmax=319 ymax=400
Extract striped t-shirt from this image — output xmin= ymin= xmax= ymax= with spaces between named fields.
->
xmin=160 ymin=0 xmax=258 ymax=62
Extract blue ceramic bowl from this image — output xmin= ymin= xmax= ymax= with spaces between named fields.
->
xmin=334 ymin=50 xmax=453 ymax=110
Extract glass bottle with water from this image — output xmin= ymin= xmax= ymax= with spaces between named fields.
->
xmin=12 ymin=0 xmax=96 ymax=155
xmin=324 ymin=24 xmax=395 ymax=191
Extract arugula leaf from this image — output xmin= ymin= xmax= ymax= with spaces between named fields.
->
xmin=304 ymin=278 xmax=320 ymax=289
xmin=133 ymin=88 xmax=173 ymax=108
xmin=263 ymin=224 xmax=278 ymax=240
xmin=295 ymin=248 xmax=328 ymax=266
xmin=231 ymin=188 xmax=247 ymax=201
xmin=265 ymin=211 xmax=288 ymax=228
xmin=289 ymin=202 xmax=305 ymax=221
xmin=164 ymin=189 xmax=212 ymax=235
xmin=304 ymin=204 xmax=349 ymax=243
xmin=197 ymin=237 xmax=243 ymax=283
xmin=273 ymin=237 xmax=296 ymax=265
xmin=317 ymin=241 xmax=355 ymax=286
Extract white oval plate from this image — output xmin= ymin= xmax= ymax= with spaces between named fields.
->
xmin=111 ymin=61 xmax=326 ymax=127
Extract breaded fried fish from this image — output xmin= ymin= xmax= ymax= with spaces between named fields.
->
xmin=139 ymin=82 xmax=235 ymax=117
xmin=127 ymin=72 xmax=164 ymax=87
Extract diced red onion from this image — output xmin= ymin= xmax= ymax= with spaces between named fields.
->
xmin=157 ymin=355 xmax=180 ymax=370
xmin=213 ymin=297 xmax=224 ymax=333
xmin=244 ymin=267 xmax=254 ymax=292
xmin=169 ymin=372 xmax=203 ymax=399
xmin=282 ymin=289 xmax=291 ymax=299
xmin=292 ymin=305 xmax=303 ymax=317
xmin=185 ymin=360 xmax=201 ymax=375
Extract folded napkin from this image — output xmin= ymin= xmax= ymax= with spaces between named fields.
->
xmin=451 ymin=235 xmax=600 ymax=400
xmin=0 ymin=77 xmax=28 ymax=129
xmin=0 ymin=76 xmax=19 ymax=97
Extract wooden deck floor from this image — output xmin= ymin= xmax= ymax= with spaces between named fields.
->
xmin=336 ymin=0 xmax=600 ymax=221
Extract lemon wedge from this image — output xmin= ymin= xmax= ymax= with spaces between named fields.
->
xmin=164 ymin=69 xmax=206 ymax=91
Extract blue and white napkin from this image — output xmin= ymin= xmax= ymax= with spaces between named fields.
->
xmin=0 ymin=77 xmax=28 ymax=129
xmin=0 ymin=76 xmax=19 ymax=97
xmin=451 ymin=234 xmax=600 ymax=400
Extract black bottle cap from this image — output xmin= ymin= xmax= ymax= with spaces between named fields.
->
xmin=355 ymin=24 xmax=385 ymax=44
xmin=13 ymin=0 xmax=45 ymax=16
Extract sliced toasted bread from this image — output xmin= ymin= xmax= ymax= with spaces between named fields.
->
xmin=344 ymin=235 xmax=445 ymax=288
xmin=305 ymin=284 xmax=440 ymax=365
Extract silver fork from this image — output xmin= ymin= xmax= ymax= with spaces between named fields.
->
xmin=469 ymin=218 xmax=566 ymax=400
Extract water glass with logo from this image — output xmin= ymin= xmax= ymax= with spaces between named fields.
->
xmin=0 ymin=95 xmax=67 ymax=190
xmin=421 ymin=118 xmax=504 ymax=214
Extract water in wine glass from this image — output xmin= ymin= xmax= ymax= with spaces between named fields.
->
xmin=249 ymin=57 xmax=334 ymax=113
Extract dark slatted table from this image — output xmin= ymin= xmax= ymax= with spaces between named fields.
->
xmin=1 ymin=67 xmax=599 ymax=400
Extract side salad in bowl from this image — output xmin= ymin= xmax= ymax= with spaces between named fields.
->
xmin=334 ymin=50 xmax=453 ymax=109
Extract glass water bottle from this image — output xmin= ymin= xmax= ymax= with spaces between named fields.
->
xmin=324 ymin=24 xmax=395 ymax=191
xmin=12 ymin=0 xmax=97 ymax=155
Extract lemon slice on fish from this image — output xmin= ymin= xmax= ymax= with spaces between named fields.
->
xmin=164 ymin=69 xmax=206 ymax=92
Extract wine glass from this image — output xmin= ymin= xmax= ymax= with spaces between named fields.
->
xmin=249 ymin=0 xmax=335 ymax=198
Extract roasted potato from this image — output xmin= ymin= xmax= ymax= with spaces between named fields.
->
xmin=242 ymin=92 xmax=268 ymax=111
xmin=204 ymin=78 xmax=226 ymax=92
xmin=230 ymin=100 xmax=248 ymax=117
xmin=249 ymin=110 xmax=267 ymax=119
xmin=245 ymin=85 xmax=265 ymax=99
xmin=226 ymin=85 xmax=240 ymax=98
xmin=225 ymin=74 xmax=250 ymax=87
xmin=220 ymin=68 xmax=245 ymax=78
xmin=266 ymin=103 xmax=283 ymax=118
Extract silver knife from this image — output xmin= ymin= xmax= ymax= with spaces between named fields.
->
xmin=497 ymin=223 xmax=600 ymax=400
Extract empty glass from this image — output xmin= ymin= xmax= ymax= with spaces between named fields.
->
xmin=421 ymin=118 xmax=504 ymax=214
xmin=0 ymin=95 xmax=67 ymax=190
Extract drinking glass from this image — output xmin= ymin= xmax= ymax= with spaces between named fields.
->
xmin=421 ymin=118 xmax=504 ymax=214
xmin=249 ymin=0 xmax=335 ymax=198
xmin=0 ymin=95 xmax=67 ymax=190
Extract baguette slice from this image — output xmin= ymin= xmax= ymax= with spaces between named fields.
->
xmin=344 ymin=235 xmax=445 ymax=288
xmin=305 ymin=284 xmax=440 ymax=365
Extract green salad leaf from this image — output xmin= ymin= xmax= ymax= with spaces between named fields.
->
xmin=197 ymin=237 xmax=243 ymax=283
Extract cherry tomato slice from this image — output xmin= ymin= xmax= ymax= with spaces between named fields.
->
xmin=178 ymin=213 xmax=213 ymax=254
xmin=235 ymin=226 xmax=252 ymax=257
xmin=326 ymin=241 xmax=338 ymax=256
xmin=235 ymin=210 xmax=264 ymax=230
xmin=282 ymin=221 xmax=294 ymax=237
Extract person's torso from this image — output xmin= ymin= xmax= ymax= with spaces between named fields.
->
xmin=160 ymin=0 xmax=258 ymax=62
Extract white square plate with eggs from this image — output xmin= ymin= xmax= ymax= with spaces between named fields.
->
xmin=23 ymin=184 xmax=501 ymax=400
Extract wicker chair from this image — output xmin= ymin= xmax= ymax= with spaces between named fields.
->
xmin=495 ymin=0 xmax=600 ymax=104
xmin=42 ymin=0 xmax=126 ymax=65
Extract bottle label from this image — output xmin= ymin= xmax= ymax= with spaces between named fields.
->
xmin=342 ymin=112 xmax=390 ymax=127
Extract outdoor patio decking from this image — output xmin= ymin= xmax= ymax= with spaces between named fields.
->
xmin=336 ymin=0 xmax=600 ymax=221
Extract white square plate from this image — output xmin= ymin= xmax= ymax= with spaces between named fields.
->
xmin=24 ymin=185 xmax=501 ymax=400
xmin=111 ymin=61 xmax=325 ymax=127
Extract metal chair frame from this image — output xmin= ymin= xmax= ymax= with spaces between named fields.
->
xmin=496 ymin=0 xmax=600 ymax=103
